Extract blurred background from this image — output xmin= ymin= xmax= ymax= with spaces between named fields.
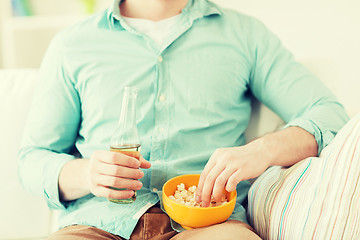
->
xmin=0 ymin=0 xmax=109 ymax=68
xmin=0 ymin=0 xmax=359 ymax=110
xmin=218 ymin=0 xmax=360 ymax=115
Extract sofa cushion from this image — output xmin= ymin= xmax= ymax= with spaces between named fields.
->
xmin=0 ymin=69 xmax=52 ymax=239
xmin=248 ymin=112 xmax=360 ymax=239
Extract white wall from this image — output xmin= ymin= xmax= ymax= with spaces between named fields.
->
xmin=212 ymin=0 xmax=360 ymax=115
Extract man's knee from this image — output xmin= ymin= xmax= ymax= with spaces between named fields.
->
xmin=172 ymin=220 xmax=261 ymax=240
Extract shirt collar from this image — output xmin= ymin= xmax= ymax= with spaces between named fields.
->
xmin=106 ymin=0 xmax=222 ymax=30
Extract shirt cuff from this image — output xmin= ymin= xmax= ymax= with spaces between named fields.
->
xmin=42 ymin=153 xmax=75 ymax=210
xmin=284 ymin=118 xmax=336 ymax=155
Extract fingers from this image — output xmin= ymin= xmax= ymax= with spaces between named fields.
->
xmin=94 ymin=150 xmax=141 ymax=169
xmin=199 ymin=163 xmax=226 ymax=207
xmin=139 ymin=155 xmax=151 ymax=169
xmin=94 ymin=174 xmax=143 ymax=191
xmin=195 ymin=160 xmax=216 ymax=203
xmin=92 ymin=186 xmax=135 ymax=200
xmin=212 ymin=167 xmax=237 ymax=201
xmin=89 ymin=165 xmax=143 ymax=200
xmin=95 ymin=161 xmax=144 ymax=179
xmin=93 ymin=151 xmax=151 ymax=169
xmin=196 ymin=148 xmax=245 ymax=207
xmin=198 ymin=167 xmax=241 ymax=206
xmin=89 ymin=150 xmax=150 ymax=200
xmin=226 ymin=170 xmax=243 ymax=192
xmin=196 ymin=148 xmax=227 ymax=202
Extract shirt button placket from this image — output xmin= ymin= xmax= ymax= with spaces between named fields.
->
xmin=151 ymin=54 xmax=168 ymax=191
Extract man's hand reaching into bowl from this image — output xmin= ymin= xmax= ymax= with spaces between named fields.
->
xmin=195 ymin=143 xmax=271 ymax=207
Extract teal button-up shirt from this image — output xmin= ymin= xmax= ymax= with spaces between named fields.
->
xmin=18 ymin=0 xmax=349 ymax=238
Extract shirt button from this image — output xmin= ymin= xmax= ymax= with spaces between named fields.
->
xmin=152 ymin=188 xmax=158 ymax=192
xmin=158 ymin=56 xmax=163 ymax=63
xmin=158 ymin=127 xmax=165 ymax=133
xmin=159 ymin=95 xmax=166 ymax=102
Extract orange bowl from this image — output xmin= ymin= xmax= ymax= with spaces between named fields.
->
xmin=162 ymin=174 xmax=237 ymax=229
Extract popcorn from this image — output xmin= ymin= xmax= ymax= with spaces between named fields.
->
xmin=180 ymin=189 xmax=188 ymax=198
xmin=185 ymin=195 xmax=193 ymax=202
xmin=168 ymin=183 xmax=228 ymax=207
xmin=188 ymin=185 xmax=197 ymax=193
xmin=177 ymin=183 xmax=185 ymax=191
xmin=174 ymin=191 xmax=182 ymax=200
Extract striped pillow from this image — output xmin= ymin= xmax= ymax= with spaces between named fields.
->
xmin=248 ymin=112 xmax=360 ymax=240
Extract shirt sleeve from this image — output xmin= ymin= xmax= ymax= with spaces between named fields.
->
xmin=248 ymin=19 xmax=349 ymax=154
xmin=18 ymin=34 xmax=81 ymax=210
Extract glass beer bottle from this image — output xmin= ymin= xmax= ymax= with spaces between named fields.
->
xmin=109 ymin=86 xmax=140 ymax=204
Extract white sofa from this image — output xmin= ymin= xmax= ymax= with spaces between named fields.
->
xmin=0 ymin=64 xmax=357 ymax=239
xmin=0 ymin=69 xmax=53 ymax=240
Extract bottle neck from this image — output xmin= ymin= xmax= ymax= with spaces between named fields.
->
xmin=118 ymin=92 xmax=136 ymax=128
xmin=110 ymin=87 xmax=139 ymax=148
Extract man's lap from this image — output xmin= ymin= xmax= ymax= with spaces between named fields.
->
xmin=48 ymin=205 xmax=260 ymax=240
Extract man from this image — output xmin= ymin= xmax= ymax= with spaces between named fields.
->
xmin=18 ymin=0 xmax=349 ymax=239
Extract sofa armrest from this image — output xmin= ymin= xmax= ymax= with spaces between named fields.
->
xmin=0 ymin=69 xmax=54 ymax=240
